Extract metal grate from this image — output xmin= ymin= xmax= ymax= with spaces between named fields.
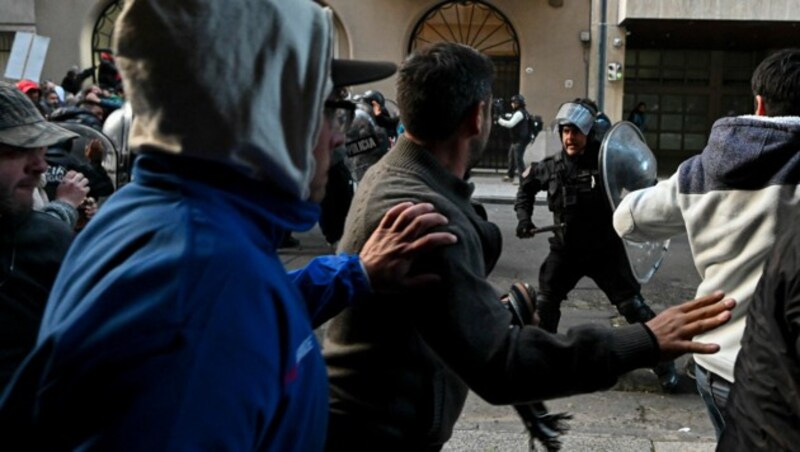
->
xmin=624 ymin=49 xmax=763 ymax=175
xmin=409 ymin=1 xmax=520 ymax=170
xmin=91 ymin=0 xmax=123 ymax=82
xmin=0 ymin=32 xmax=16 ymax=82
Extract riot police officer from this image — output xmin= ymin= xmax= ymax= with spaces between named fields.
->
xmin=514 ymin=98 xmax=679 ymax=392
xmin=361 ymin=90 xmax=398 ymax=141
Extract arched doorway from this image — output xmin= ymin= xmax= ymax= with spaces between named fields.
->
xmin=409 ymin=1 xmax=520 ymax=169
xmin=91 ymin=0 xmax=123 ymax=85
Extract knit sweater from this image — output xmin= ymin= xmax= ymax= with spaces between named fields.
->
xmin=324 ymin=136 xmax=659 ymax=450
xmin=614 ymin=115 xmax=800 ymax=382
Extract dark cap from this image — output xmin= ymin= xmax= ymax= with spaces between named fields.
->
xmin=331 ymin=59 xmax=396 ymax=88
xmin=0 ymin=82 xmax=78 ymax=148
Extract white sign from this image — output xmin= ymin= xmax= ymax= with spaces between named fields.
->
xmin=4 ymin=32 xmax=50 ymax=81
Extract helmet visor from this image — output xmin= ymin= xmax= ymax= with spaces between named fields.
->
xmin=551 ymin=102 xmax=595 ymax=135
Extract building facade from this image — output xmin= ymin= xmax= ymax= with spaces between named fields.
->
xmin=2 ymin=0 xmax=799 ymax=172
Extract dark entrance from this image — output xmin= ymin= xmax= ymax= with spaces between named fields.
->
xmin=409 ymin=0 xmax=521 ymax=170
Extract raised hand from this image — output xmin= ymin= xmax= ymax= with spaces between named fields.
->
xmin=360 ymin=202 xmax=457 ymax=292
xmin=56 ymin=170 xmax=90 ymax=208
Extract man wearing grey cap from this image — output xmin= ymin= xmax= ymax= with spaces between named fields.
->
xmin=0 ymin=0 xmax=456 ymax=450
xmin=0 ymin=82 xmax=77 ymax=389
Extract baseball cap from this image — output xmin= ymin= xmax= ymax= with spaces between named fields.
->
xmin=331 ymin=59 xmax=396 ymax=89
xmin=0 ymin=82 xmax=78 ymax=148
xmin=16 ymin=79 xmax=41 ymax=95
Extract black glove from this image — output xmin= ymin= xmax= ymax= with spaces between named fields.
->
xmin=516 ymin=219 xmax=535 ymax=238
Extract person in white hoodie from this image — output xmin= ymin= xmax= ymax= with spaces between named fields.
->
xmin=613 ymin=47 xmax=800 ymax=438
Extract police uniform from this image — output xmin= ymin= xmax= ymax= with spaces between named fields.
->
xmin=514 ymin=99 xmax=678 ymax=391
xmin=514 ymin=140 xmax=651 ymax=331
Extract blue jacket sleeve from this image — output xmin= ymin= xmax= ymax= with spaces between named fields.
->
xmin=288 ymin=254 xmax=372 ymax=328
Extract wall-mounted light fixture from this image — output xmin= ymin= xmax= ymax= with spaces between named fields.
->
xmin=612 ymin=37 xmax=624 ymax=48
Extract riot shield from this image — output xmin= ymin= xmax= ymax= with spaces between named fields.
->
xmin=599 ymin=121 xmax=669 ymax=283
xmin=344 ymin=106 xmax=390 ymax=182
xmin=54 ymin=122 xmax=120 ymax=190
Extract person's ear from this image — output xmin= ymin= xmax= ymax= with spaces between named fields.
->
xmin=755 ymin=95 xmax=766 ymax=116
xmin=466 ymin=101 xmax=486 ymax=137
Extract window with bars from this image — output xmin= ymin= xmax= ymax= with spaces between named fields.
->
xmin=623 ymin=49 xmax=762 ymax=174
xmin=0 ymin=32 xmax=16 ymax=81
xmin=625 ymin=49 xmax=711 ymax=85
xmin=409 ymin=1 xmax=520 ymax=170
xmin=91 ymin=0 xmax=123 ymax=79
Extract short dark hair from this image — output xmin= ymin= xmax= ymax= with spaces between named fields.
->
xmin=751 ymin=48 xmax=800 ymax=117
xmin=397 ymin=42 xmax=494 ymax=141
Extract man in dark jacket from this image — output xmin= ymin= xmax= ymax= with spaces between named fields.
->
xmin=0 ymin=83 xmax=76 ymax=390
xmin=45 ymin=137 xmax=114 ymax=201
xmin=323 ymin=42 xmax=734 ymax=450
xmin=718 ymin=210 xmax=800 ymax=450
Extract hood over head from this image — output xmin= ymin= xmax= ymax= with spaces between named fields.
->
xmin=114 ymin=0 xmax=334 ymax=200
xmin=701 ymin=115 xmax=800 ymax=188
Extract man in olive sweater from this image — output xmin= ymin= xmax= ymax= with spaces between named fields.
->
xmin=323 ymin=42 xmax=734 ymax=451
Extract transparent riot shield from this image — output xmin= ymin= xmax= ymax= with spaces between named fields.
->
xmin=599 ymin=121 xmax=670 ymax=283
xmin=54 ymin=122 xmax=119 ymax=190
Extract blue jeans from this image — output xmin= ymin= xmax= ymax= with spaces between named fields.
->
xmin=695 ymin=363 xmax=731 ymax=439
xmin=506 ymin=141 xmax=526 ymax=179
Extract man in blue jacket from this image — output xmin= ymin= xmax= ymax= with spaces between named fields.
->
xmin=0 ymin=1 xmax=456 ymax=450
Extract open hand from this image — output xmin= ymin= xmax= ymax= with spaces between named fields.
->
xmin=645 ymin=291 xmax=735 ymax=362
xmin=360 ymin=202 xmax=457 ymax=292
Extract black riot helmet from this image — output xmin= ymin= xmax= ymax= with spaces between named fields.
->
xmin=362 ymin=90 xmax=386 ymax=109
xmin=510 ymin=94 xmax=526 ymax=108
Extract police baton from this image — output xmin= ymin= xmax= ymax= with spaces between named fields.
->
xmin=524 ymin=223 xmax=566 ymax=238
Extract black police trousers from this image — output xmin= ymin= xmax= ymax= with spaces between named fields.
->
xmin=536 ymin=241 xmax=641 ymax=333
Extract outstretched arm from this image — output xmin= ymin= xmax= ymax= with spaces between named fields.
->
xmin=290 ymin=202 xmax=457 ymax=326
xmin=645 ymin=291 xmax=735 ymax=361
xmin=498 ymin=110 xmax=524 ymax=128
xmin=613 ymin=172 xmax=685 ymax=242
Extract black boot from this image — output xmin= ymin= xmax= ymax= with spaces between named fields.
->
xmin=616 ymin=295 xmax=680 ymax=393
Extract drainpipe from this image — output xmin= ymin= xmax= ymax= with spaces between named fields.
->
xmin=597 ymin=0 xmax=607 ymax=109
